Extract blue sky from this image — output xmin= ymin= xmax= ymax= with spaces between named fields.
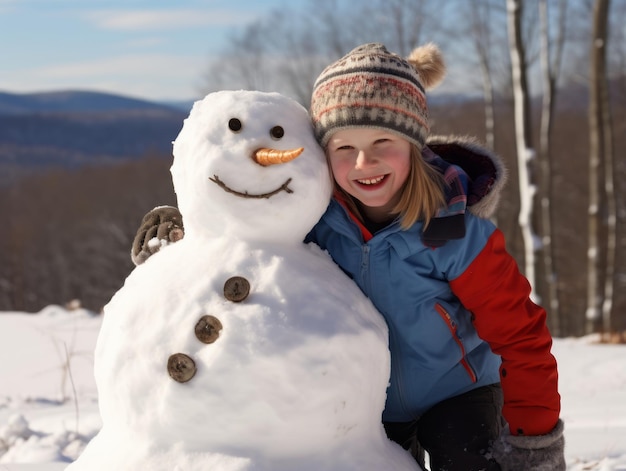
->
xmin=0 ymin=0 xmax=292 ymax=102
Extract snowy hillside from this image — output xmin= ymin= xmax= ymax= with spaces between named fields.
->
xmin=0 ymin=306 xmax=625 ymax=470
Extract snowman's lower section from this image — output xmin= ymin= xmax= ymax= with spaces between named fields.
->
xmin=66 ymin=239 xmax=422 ymax=470
xmin=68 ymin=425 xmax=421 ymax=471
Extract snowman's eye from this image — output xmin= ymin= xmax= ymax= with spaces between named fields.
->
xmin=270 ymin=126 xmax=284 ymax=140
xmin=228 ymin=118 xmax=242 ymax=133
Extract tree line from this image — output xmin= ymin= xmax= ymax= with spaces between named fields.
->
xmin=0 ymin=158 xmax=176 ymax=313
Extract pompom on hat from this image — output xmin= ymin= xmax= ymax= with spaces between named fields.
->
xmin=310 ymin=42 xmax=446 ymax=149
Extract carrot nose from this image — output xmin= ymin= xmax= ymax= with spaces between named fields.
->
xmin=252 ymin=147 xmax=303 ymax=166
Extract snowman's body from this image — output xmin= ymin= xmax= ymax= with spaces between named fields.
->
xmin=67 ymin=91 xmax=421 ymax=471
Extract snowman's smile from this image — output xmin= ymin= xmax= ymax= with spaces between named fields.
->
xmin=209 ymin=175 xmax=294 ymax=199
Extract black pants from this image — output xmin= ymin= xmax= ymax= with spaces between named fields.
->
xmin=384 ymin=384 xmax=503 ymax=471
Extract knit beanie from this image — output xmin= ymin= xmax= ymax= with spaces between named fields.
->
xmin=310 ymin=42 xmax=446 ymax=149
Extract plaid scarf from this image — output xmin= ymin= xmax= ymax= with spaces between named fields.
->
xmin=421 ymin=146 xmax=469 ymax=247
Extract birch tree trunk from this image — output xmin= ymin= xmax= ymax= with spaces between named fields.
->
xmin=592 ymin=0 xmax=615 ymax=337
xmin=507 ymin=0 xmax=536 ymax=290
xmin=586 ymin=0 xmax=611 ymax=334
xmin=538 ymin=0 xmax=567 ymax=335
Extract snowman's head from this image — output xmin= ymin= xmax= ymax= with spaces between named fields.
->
xmin=171 ymin=91 xmax=332 ymax=243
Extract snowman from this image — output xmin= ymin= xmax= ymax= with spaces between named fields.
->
xmin=66 ymin=90 xmax=421 ymax=471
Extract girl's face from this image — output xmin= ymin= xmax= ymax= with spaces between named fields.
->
xmin=326 ymin=128 xmax=411 ymax=222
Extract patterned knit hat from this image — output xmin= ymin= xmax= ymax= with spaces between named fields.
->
xmin=310 ymin=42 xmax=446 ymax=149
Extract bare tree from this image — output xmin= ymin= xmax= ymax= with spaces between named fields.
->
xmin=354 ymin=0 xmax=435 ymax=57
xmin=537 ymin=0 xmax=568 ymax=335
xmin=202 ymin=0 xmax=440 ymax=105
xmin=609 ymin=1 xmax=626 ymax=335
xmin=468 ymin=1 xmax=498 ymax=151
xmin=586 ymin=0 xmax=608 ymax=333
xmin=598 ymin=4 xmax=616 ymax=340
xmin=586 ymin=0 xmax=614 ymax=335
xmin=506 ymin=0 xmax=536 ymax=289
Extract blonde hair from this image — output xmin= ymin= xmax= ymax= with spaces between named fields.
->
xmin=332 ymin=145 xmax=446 ymax=230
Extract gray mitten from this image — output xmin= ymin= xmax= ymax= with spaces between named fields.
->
xmin=131 ymin=206 xmax=184 ymax=265
xmin=490 ymin=419 xmax=565 ymax=471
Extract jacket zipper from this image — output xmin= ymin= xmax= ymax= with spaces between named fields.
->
xmin=360 ymin=245 xmax=370 ymax=289
xmin=362 ymin=244 xmax=413 ymax=419
xmin=386 ymin=322 xmax=413 ymax=419
xmin=435 ymin=303 xmax=477 ymax=383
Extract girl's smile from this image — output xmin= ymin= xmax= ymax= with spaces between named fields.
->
xmin=356 ymin=175 xmax=387 ymax=186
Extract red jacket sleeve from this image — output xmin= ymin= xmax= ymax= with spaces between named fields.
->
xmin=449 ymin=228 xmax=560 ymax=436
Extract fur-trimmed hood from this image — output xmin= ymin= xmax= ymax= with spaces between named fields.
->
xmin=426 ymin=135 xmax=507 ymax=220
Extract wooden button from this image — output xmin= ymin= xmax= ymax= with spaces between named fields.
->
xmin=223 ymin=276 xmax=250 ymax=302
xmin=195 ymin=315 xmax=223 ymax=344
xmin=167 ymin=353 xmax=196 ymax=383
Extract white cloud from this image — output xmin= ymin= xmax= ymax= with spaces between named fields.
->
xmin=84 ymin=8 xmax=256 ymax=31
xmin=41 ymin=54 xmax=194 ymax=77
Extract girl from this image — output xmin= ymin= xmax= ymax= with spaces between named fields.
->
xmin=306 ymin=43 xmax=564 ymax=471
xmin=132 ymin=43 xmax=565 ymax=471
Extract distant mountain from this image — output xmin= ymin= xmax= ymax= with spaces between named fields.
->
xmin=0 ymin=90 xmax=183 ymax=115
xmin=158 ymin=99 xmax=197 ymax=112
xmin=0 ymin=90 xmax=188 ymax=186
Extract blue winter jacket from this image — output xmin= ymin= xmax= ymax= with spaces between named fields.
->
xmin=306 ymin=137 xmax=560 ymax=434
xmin=308 ymin=198 xmax=503 ymax=422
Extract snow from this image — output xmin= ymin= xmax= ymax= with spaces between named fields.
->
xmin=2 ymin=90 xmax=625 ymax=470
xmin=1 ymin=308 xmax=625 ymax=470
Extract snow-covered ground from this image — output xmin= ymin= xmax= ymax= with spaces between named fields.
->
xmin=0 ymin=306 xmax=625 ymax=470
